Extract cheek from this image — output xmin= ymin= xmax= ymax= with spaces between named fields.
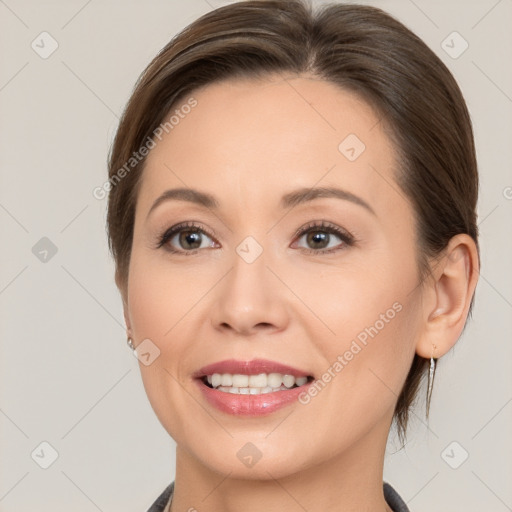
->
xmin=349 ymin=311 xmax=418 ymax=424
xmin=126 ymin=252 xmax=198 ymax=441
xmin=303 ymin=247 xmax=420 ymax=415
xmin=125 ymin=251 xmax=185 ymax=399
xmin=127 ymin=248 xmax=202 ymax=342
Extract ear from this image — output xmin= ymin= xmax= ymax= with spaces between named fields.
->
xmin=415 ymin=233 xmax=479 ymax=360
xmin=115 ymin=270 xmax=133 ymax=340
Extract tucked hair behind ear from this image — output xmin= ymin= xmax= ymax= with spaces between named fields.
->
xmin=106 ymin=0 xmax=479 ymax=443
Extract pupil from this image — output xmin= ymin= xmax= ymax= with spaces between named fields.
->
xmin=181 ymin=230 xmax=201 ymax=249
xmin=308 ymin=231 xmax=328 ymax=249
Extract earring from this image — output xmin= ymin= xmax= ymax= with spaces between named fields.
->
xmin=426 ymin=344 xmax=437 ymax=416
xmin=127 ymin=337 xmax=135 ymax=351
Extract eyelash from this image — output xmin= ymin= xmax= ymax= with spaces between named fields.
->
xmin=155 ymin=220 xmax=356 ymax=256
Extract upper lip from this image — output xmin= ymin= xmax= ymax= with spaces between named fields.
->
xmin=193 ymin=359 xmax=313 ymax=379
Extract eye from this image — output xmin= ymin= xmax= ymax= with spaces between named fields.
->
xmin=156 ymin=220 xmax=355 ymax=256
xmin=156 ymin=222 xmax=217 ymax=255
xmin=292 ymin=220 xmax=355 ymax=254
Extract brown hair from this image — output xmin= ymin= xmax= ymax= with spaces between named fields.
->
xmin=106 ymin=0 xmax=479 ymax=442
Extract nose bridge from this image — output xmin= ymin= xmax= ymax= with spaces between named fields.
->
xmin=233 ymin=237 xmax=268 ymax=297
xmin=211 ymin=235 xmax=288 ymax=334
xmin=227 ymin=239 xmax=272 ymax=311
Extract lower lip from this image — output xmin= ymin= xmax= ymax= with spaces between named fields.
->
xmin=194 ymin=378 xmax=312 ymax=416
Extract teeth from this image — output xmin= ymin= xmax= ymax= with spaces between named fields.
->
xmin=267 ymin=373 xmax=282 ymax=388
xmin=217 ymin=385 xmax=290 ymax=394
xmin=295 ymin=376 xmax=307 ymax=386
xmin=206 ymin=372 xmax=310 ymax=393
xmin=232 ymin=374 xmax=249 ymax=387
xmin=249 ymin=373 xmax=267 ymax=387
xmin=282 ymin=375 xmax=295 ymax=388
xmin=211 ymin=374 xmax=222 ymax=388
xmin=221 ymin=374 xmax=232 ymax=386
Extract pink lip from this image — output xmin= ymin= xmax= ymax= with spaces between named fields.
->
xmin=192 ymin=359 xmax=314 ymax=416
xmin=192 ymin=358 xmax=312 ymax=378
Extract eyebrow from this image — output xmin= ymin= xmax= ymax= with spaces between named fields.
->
xmin=147 ymin=186 xmax=376 ymax=218
xmin=281 ymin=187 xmax=376 ymax=216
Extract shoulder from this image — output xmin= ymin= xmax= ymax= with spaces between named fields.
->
xmin=146 ymin=481 xmax=174 ymax=512
xmin=384 ymin=481 xmax=410 ymax=512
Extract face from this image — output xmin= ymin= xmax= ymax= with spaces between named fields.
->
xmin=123 ymin=74 xmax=425 ymax=479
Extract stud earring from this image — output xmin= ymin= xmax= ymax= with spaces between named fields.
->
xmin=127 ymin=337 xmax=135 ymax=351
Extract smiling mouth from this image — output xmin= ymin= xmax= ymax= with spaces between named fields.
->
xmin=200 ymin=374 xmax=315 ymax=395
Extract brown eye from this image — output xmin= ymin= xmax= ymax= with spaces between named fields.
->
xmin=303 ymin=231 xmax=331 ymax=250
xmin=177 ymin=229 xmax=203 ymax=250
xmin=294 ymin=221 xmax=355 ymax=255
xmin=157 ymin=222 xmax=217 ymax=254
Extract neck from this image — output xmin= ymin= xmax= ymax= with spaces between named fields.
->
xmin=169 ymin=413 xmax=394 ymax=512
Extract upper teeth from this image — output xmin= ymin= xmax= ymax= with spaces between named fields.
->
xmin=207 ymin=373 xmax=308 ymax=389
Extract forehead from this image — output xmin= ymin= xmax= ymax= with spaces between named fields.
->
xmin=137 ymin=74 xmax=402 ymax=218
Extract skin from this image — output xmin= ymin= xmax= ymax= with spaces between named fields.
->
xmin=119 ymin=74 xmax=479 ymax=512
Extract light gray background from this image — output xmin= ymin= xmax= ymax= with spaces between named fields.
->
xmin=0 ymin=0 xmax=511 ymax=510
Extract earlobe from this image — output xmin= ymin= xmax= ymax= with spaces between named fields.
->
xmin=415 ymin=234 xmax=479 ymax=360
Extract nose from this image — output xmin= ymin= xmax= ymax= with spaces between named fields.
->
xmin=210 ymin=248 xmax=290 ymax=337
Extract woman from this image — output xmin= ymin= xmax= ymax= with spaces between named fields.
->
xmin=105 ymin=1 xmax=480 ymax=510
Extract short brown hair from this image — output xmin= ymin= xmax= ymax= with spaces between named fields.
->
xmin=106 ymin=0 xmax=479 ymax=442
